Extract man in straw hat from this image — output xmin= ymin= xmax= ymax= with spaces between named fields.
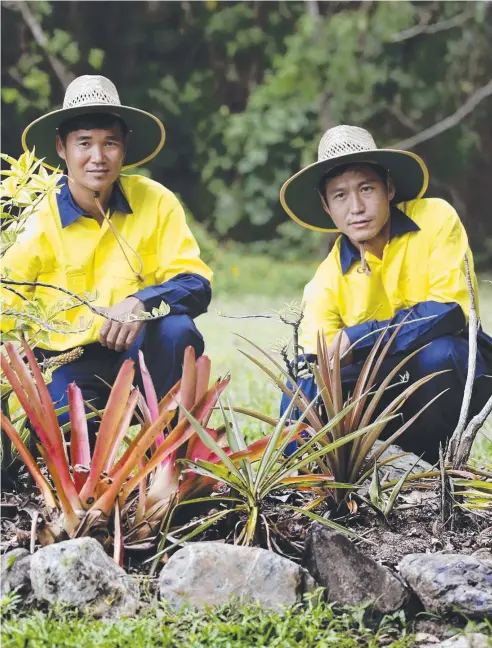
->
xmin=2 ymin=75 xmax=212 ymax=434
xmin=280 ymin=125 xmax=492 ymax=461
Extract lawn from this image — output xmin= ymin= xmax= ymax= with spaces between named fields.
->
xmin=2 ymin=595 xmax=490 ymax=648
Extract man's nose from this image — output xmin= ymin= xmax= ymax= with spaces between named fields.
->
xmin=349 ymin=192 xmax=364 ymax=214
xmin=90 ymin=145 xmax=104 ymax=164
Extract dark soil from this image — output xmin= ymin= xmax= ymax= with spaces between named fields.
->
xmin=2 ymin=481 xmax=491 ymax=573
xmin=351 ymin=490 xmax=492 ymax=568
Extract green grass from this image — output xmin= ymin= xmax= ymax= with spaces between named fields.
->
xmin=2 ymin=596 xmax=490 ymax=648
xmin=0 ymin=597 xmax=427 ymax=648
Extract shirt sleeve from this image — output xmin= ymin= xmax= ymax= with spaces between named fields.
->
xmin=345 ymin=301 xmax=465 ymax=361
xmin=133 ymin=272 xmax=211 ymax=319
xmin=299 ymin=255 xmax=344 ymax=355
xmin=345 ymin=201 xmax=474 ymax=360
xmin=132 ymin=194 xmax=213 ymax=318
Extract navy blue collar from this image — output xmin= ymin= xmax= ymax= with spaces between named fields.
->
xmin=339 ymin=206 xmax=420 ymax=275
xmin=56 ymin=176 xmax=133 ymax=228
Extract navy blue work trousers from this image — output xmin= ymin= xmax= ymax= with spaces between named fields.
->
xmin=280 ymin=335 xmax=492 ymax=463
xmin=35 ymin=314 xmax=204 ymax=435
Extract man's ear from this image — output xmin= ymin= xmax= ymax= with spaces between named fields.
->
xmin=55 ymin=135 xmax=66 ymax=161
xmin=387 ymin=175 xmax=396 ymax=202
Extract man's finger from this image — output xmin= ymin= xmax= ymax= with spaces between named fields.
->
xmin=99 ymin=318 xmax=112 ymax=345
xmin=105 ymin=322 xmax=122 ymax=350
xmin=114 ymin=325 xmax=131 ymax=353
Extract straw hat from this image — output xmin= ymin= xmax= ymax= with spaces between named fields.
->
xmin=280 ymin=125 xmax=429 ymax=232
xmin=22 ymin=75 xmax=166 ymax=171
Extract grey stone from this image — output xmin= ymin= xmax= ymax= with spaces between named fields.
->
xmin=159 ymin=542 xmax=316 ymax=611
xmin=1 ymin=548 xmax=32 ymax=598
xmin=370 ymin=441 xmax=433 ymax=483
xmin=30 ymin=537 xmax=139 ymax=617
xmin=303 ymin=524 xmax=410 ymax=613
xmin=398 ymin=553 xmax=492 ymax=618
xmin=420 ymin=635 xmax=491 ymax=648
xmin=473 ymin=549 xmax=492 ymax=567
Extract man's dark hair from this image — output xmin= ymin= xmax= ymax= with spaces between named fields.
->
xmin=58 ymin=112 xmax=128 ymax=144
xmin=319 ymin=162 xmax=389 ymax=196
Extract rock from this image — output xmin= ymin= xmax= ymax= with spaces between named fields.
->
xmin=398 ymin=553 xmax=492 ymax=619
xmin=473 ymin=549 xmax=492 ymax=567
xmin=30 ymin=537 xmax=139 ymax=617
xmin=159 ymin=542 xmax=316 ymax=611
xmin=370 ymin=441 xmax=432 ymax=483
xmin=303 ymin=524 xmax=410 ymax=613
xmin=1 ymin=548 xmax=32 ymax=598
xmin=420 ymin=635 xmax=491 ymax=648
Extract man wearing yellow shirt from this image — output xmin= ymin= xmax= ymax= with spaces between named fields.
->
xmin=2 ymin=75 xmax=212 ymax=432
xmin=280 ymin=125 xmax=491 ymax=461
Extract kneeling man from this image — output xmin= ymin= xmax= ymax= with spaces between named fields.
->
xmin=2 ymin=75 xmax=212 ymax=434
xmin=280 ymin=125 xmax=491 ymax=462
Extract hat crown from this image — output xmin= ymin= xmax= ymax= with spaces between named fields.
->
xmin=317 ymin=125 xmax=377 ymax=163
xmin=63 ymin=75 xmax=121 ymax=109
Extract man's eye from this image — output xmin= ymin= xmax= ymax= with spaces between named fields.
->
xmin=334 ymin=193 xmax=345 ymax=200
xmin=105 ymin=141 xmax=117 ymax=146
xmin=361 ymin=185 xmax=373 ymax=193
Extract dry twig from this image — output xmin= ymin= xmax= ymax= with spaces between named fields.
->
xmin=391 ymin=80 xmax=492 ymax=151
xmin=4 ymin=1 xmax=74 ymax=89
xmin=446 ymin=255 xmax=480 ymax=468
xmin=391 ymin=10 xmax=472 ymax=42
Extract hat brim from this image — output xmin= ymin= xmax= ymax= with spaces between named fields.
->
xmin=280 ymin=149 xmax=429 ymax=232
xmin=22 ymin=104 xmax=165 ymax=171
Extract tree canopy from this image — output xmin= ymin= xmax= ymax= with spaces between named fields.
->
xmin=2 ymin=0 xmax=491 ymax=265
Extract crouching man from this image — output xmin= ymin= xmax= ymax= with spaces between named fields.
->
xmin=2 ymin=75 xmax=212 ymax=434
xmin=279 ymin=125 xmax=492 ymax=462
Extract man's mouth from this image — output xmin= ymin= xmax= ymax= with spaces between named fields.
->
xmin=87 ymin=169 xmax=109 ymax=174
xmin=350 ymin=220 xmax=371 ymax=229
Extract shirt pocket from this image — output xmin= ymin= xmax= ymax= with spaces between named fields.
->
xmin=66 ymin=269 xmax=86 ymax=295
xmin=35 ymin=268 xmax=87 ymax=306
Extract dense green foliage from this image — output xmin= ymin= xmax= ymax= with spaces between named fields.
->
xmin=2 ymin=1 xmax=492 ymax=263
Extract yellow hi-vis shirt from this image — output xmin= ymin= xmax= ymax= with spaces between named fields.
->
xmin=1 ymin=174 xmax=212 ymax=351
xmin=299 ymin=198 xmax=479 ymax=356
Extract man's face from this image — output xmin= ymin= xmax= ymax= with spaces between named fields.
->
xmin=322 ymin=165 xmax=395 ymax=242
xmin=56 ymin=124 xmax=126 ymax=192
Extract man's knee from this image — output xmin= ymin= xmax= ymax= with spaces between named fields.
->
xmin=412 ymin=336 xmax=465 ymax=374
xmin=150 ymin=314 xmax=204 ymax=355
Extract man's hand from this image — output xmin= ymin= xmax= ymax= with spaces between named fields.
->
xmin=327 ymin=330 xmax=353 ymax=368
xmin=99 ymin=296 xmax=145 ymax=352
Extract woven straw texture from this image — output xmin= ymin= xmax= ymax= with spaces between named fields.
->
xmin=317 ymin=125 xmax=378 ymax=162
xmin=63 ymin=75 xmax=121 ymax=109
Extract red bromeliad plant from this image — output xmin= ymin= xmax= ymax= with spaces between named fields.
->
xmin=0 ymin=340 xmax=231 ymax=550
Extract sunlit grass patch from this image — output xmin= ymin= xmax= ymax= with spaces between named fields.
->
xmin=1 ymin=598 xmax=419 ymax=648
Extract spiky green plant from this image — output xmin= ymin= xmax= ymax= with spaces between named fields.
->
xmin=231 ymin=321 xmax=447 ymax=508
xmin=148 ymin=388 xmax=393 ymax=567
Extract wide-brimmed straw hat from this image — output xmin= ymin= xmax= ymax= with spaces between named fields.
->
xmin=22 ymin=75 xmax=165 ymax=171
xmin=280 ymin=125 xmax=429 ymax=232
